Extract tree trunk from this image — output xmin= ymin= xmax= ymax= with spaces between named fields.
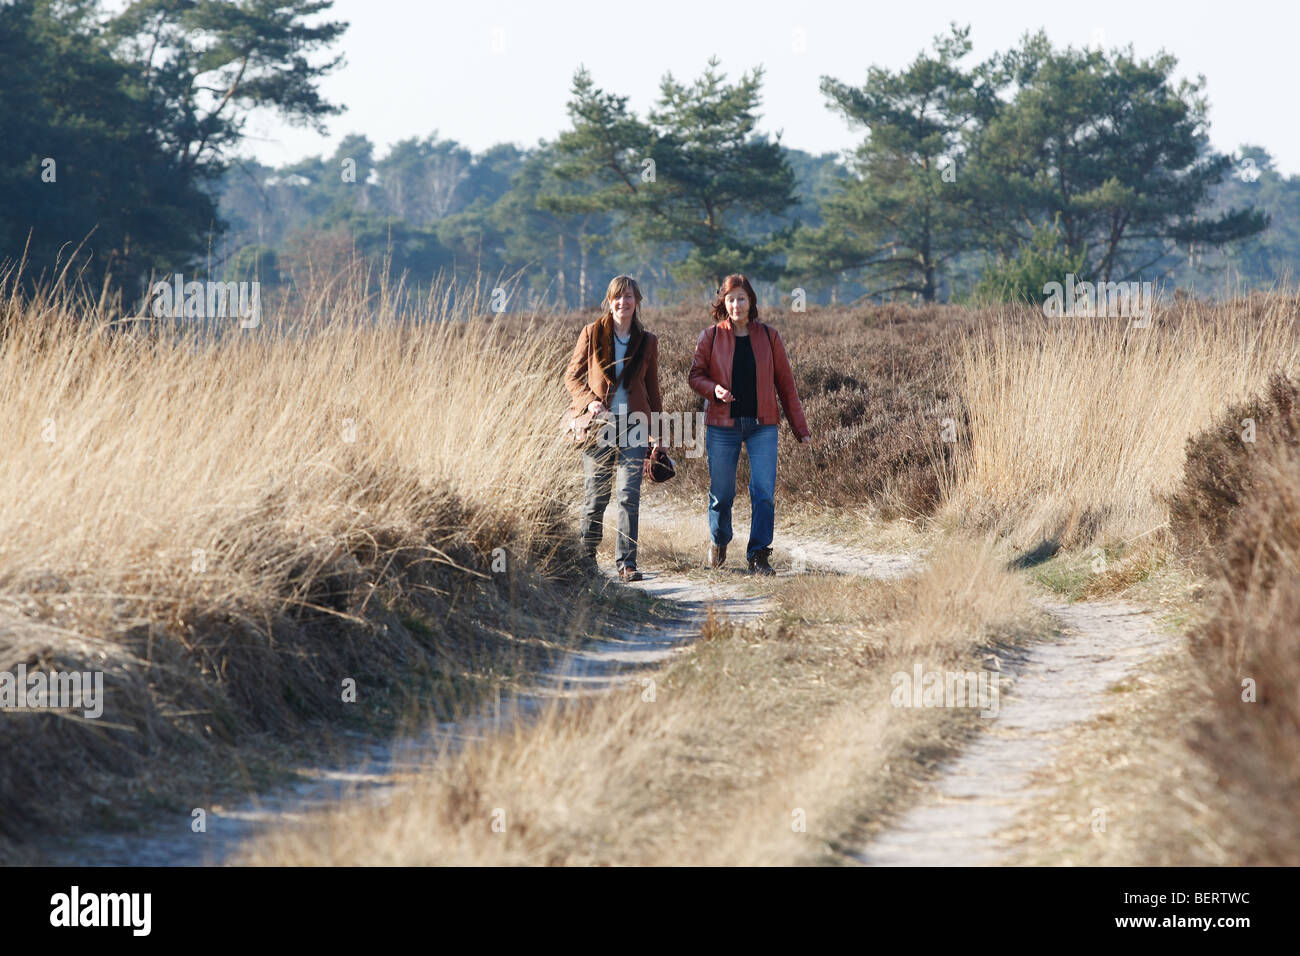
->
xmin=578 ymin=237 xmax=588 ymax=309
xmin=557 ymin=232 xmax=567 ymax=309
xmin=920 ymin=235 xmax=936 ymax=302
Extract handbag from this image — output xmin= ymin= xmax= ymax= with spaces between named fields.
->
xmin=643 ymin=442 xmax=676 ymax=482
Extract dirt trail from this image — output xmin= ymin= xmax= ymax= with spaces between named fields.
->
xmin=852 ymin=599 xmax=1180 ymax=866
xmin=38 ymin=572 xmax=760 ymax=865
xmin=639 ymin=499 xmax=926 ymax=581
xmin=37 ymin=507 xmax=1174 ymax=867
xmin=41 ymin=507 xmax=912 ymax=866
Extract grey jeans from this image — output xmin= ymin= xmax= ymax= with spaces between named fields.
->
xmin=579 ymin=419 xmax=648 ymax=569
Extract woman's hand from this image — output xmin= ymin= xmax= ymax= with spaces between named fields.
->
xmin=798 ymin=435 xmax=813 ymax=448
xmin=587 ymin=400 xmax=607 ymax=415
xmin=714 ymin=384 xmax=733 ymax=403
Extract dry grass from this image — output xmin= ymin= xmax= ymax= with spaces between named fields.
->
xmin=222 ymin=288 xmax=1300 ymax=868
xmin=236 ymin=534 xmax=1048 ymax=866
xmin=945 ymin=292 xmax=1300 ymax=551
xmin=1166 ymin=372 xmax=1300 ymax=864
xmin=1002 ymin=368 xmax=1300 ymax=867
xmin=0 ymin=271 xmax=578 ymax=579
xmin=0 ymin=267 xmax=603 ymax=857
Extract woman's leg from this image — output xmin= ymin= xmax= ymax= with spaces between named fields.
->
xmin=613 ymin=440 xmax=648 ymax=570
xmin=579 ymin=442 xmax=616 ymax=560
xmin=705 ymin=423 xmax=742 ymax=548
xmin=743 ymin=423 xmax=779 ymax=563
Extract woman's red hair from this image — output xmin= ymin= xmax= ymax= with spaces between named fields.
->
xmin=710 ymin=274 xmax=759 ymax=324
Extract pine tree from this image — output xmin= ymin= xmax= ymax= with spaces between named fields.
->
xmin=542 ymin=60 xmax=796 ymax=286
xmin=788 ymin=24 xmax=995 ymax=302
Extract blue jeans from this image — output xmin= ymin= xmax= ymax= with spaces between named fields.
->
xmin=705 ymin=417 xmax=778 ymax=563
xmin=580 ymin=413 xmax=648 ymax=569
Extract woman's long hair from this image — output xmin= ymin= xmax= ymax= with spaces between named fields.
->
xmin=593 ymin=274 xmax=646 ymax=380
xmin=711 ymin=274 xmax=760 ymax=324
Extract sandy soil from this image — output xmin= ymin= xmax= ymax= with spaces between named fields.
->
xmin=853 ymin=599 xmax=1179 ymax=865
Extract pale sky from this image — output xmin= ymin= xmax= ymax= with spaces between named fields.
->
xmin=240 ymin=0 xmax=1298 ymax=176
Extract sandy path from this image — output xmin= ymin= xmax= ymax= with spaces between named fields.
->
xmin=852 ymin=599 xmax=1180 ymax=866
xmin=638 ymin=498 xmax=927 ymax=580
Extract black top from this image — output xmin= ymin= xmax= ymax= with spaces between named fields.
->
xmin=729 ymin=332 xmax=759 ymax=418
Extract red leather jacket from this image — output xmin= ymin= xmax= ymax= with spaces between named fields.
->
xmin=688 ymin=318 xmax=810 ymax=440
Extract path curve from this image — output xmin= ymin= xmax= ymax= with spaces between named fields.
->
xmin=39 ymin=515 xmax=892 ymax=866
xmin=852 ymin=599 xmax=1179 ymax=866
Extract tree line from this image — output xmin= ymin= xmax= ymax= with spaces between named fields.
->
xmin=3 ymin=4 xmax=1293 ymax=309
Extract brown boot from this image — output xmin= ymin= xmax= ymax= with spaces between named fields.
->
xmin=618 ymin=565 xmax=643 ymax=582
xmin=708 ymin=541 xmax=727 ymax=568
xmin=748 ymin=547 xmax=775 ymax=576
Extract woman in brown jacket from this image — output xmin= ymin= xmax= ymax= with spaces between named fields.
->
xmin=565 ymin=275 xmax=663 ymax=582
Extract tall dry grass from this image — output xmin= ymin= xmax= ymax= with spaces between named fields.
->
xmin=1009 ymin=372 xmax=1300 ymax=866
xmin=0 ymin=270 xmax=577 ymax=591
xmin=945 ymin=293 xmax=1300 ymax=549
xmin=0 ymin=266 xmax=590 ymax=855
xmin=1167 ymin=372 xmax=1300 ymax=864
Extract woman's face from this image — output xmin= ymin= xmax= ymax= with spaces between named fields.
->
xmin=725 ymin=289 xmax=749 ymax=324
xmin=610 ymin=288 xmax=637 ymax=323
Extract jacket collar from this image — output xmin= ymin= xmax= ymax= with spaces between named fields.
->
xmin=718 ymin=316 xmax=761 ymax=335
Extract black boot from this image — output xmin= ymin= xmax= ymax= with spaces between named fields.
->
xmin=748 ymin=547 xmax=775 ymax=576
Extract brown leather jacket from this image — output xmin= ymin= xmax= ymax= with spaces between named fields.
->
xmin=565 ymin=317 xmax=662 ymax=420
xmin=688 ymin=318 xmax=810 ymax=440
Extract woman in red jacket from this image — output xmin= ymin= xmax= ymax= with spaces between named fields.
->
xmin=688 ymin=274 xmax=812 ymax=575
